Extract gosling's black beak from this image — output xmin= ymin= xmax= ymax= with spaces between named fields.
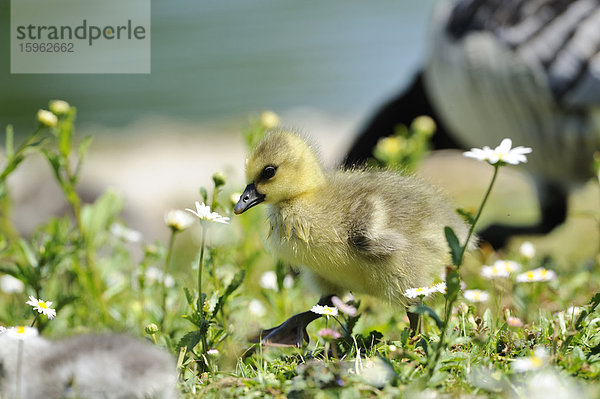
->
xmin=234 ymin=183 xmax=265 ymax=215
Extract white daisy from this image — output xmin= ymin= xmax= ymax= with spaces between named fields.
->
xmin=512 ymin=347 xmax=548 ymax=372
xmin=494 ymin=260 xmax=522 ymax=273
xmin=6 ymin=326 xmax=39 ymax=339
xmin=164 ymin=209 xmax=195 ymax=232
xmin=464 ymin=138 xmax=532 ymax=165
xmin=516 ymin=267 xmax=556 ymax=283
xmin=248 ymin=299 xmax=266 ymax=317
xmin=404 ymin=286 xmax=433 ymax=299
xmin=185 ymin=201 xmax=230 ymax=224
xmin=481 ymin=265 xmax=510 ymax=279
xmin=0 ymin=274 xmax=24 ymax=293
xmin=110 ymin=223 xmax=143 ymax=243
xmin=25 ymin=296 xmax=57 ymax=319
xmin=463 ymin=289 xmax=489 ymax=303
xmin=259 ymin=270 xmax=278 ymax=291
xmin=431 ymin=282 xmax=447 ymax=294
xmin=0 ymin=326 xmax=6 ymax=335
xmin=519 ymin=241 xmax=536 ymax=259
xmin=310 ymin=305 xmax=338 ymax=317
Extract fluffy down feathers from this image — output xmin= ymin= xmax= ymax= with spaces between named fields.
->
xmin=239 ymin=131 xmax=471 ymax=305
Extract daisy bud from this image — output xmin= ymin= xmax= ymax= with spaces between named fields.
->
xmin=212 ymin=172 xmax=226 ymax=188
xmin=260 ymin=110 xmax=280 ymax=129
xmin=49 ymin=99 xmax=70 ymax=115
xmin=145 ymin=323 xmax=159 ymax=335
xmin=37 ymin=109 xmax=57 ymax=128
xmin=411 ymin=115 xmax=436 ymax=136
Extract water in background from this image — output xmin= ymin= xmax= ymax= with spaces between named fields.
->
xmin=1 ymin=0 xmax=437 ymax=133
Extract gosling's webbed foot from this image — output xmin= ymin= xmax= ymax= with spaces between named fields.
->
xmin=249 ymin=296 xmax=334 ymax=347
xmin=249 ymin=310 xmax=320 ymax=347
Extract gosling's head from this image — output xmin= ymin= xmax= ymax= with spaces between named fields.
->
xmin=234 ymin=131 xmax=325 ymax=214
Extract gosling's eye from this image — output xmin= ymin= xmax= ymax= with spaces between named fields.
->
xmin=262 ymin=166 xmax=277 ymax=180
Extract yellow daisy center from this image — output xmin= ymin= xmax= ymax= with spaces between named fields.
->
xmin=17 ymin=326 xmax=25 ymax=334
xmin=38 ymin=301 xmax=48 ymax=309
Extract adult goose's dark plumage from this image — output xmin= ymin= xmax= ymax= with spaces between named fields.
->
xmin=345 ymin=0 xmax=600 ymax=247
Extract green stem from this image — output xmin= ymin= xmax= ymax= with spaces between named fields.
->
xmin=0 ymin=127 xmax=42 ymax=183
xmin=161 ymin=230 xmax=177 ymax=331
xmin=30 ymin=314 xmax=39 ymax=328
xmin=198 ymin=225 xmax=209 ymax=355
xmin=428 ymin=164 xmax=500 ymax=376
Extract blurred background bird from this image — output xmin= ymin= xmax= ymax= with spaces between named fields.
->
xmin=0 ymin=333 xmax=177 ymax=399
xmin=345 ymin=0 xmax=600 ymax=248
xmin=234 ymin=131 xmax=472 ymax=346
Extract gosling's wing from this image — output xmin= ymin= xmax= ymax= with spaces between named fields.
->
xmin=446 ymin=0 xmax=600 ymax=107
xmin=342 ymin=183 xmax=406 ymax=259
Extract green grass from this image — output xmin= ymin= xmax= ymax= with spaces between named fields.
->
xmin=2 ymin=104 xmax=600 ymax=398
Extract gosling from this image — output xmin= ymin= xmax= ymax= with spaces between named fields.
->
xmin=234 ymin=131 xmax=472 ymax=347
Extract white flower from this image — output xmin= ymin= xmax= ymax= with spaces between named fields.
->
xmin=404 ymin=286 xmax=433 ymax=299
xmin=464 ymin=289 xmax=489 ymax=303
xmin=49 ymin=99 xmax=70 ymax=115
xmin=494 ymin=259 xmax=521 ymax=273
xmin=5 ymin=326 xmax=39 ymax=340
xmin=431 ymin=282 xmax=447 ymax=294
xmin=164 ymin=209 xmax=195 ymax=232
xmin=512 ymin=347 xmax=548 ymax=372
xmin=565 ymin=306 xmax=582 ymax=319
xmin=110 ymin=223 xmax=143 ymax=243
xmin=26 ymin=296 xmax=57 ymax=319
xmin=310 ymin=304 xmax=338 ymax=317
xmin=283 ymin=274 xmax=294 ymax=289
xmin=481 ymin=265 xmax=510 ymax=279
xmin=145 ymin=267 xmax=174 ymax=288
xmin=259 ymin=270 xmax=278 ymax=291
xmin=260 ymin=110 xmax=280 ymax=129
xmin=556 ymin=306 xmax=582 ymax=320
xmin=206 ymin=349 xmax=219 ymax=356
xmin=464 ymin=138 xmax=532 ymax=165
xmin=331 ymin=295 xmax=357 ymax=316
xmin=480 ymin=260 xmax=521 ymax=279
xmin=0 ymin=326 xmax=6 ymax=335
xmin=37 ymin=109 xmax=57 ymax=127
xmin=0 ymin=274 xmax=24 ymax=293
xmin=516 ymin=267 xmax=556 ymax=283
xmin=248 ymin=299 xmax=266 ymax=317
xmin=519 ymin=241 xmax=536 ymax=259
xmin=185 ymin=201 xmax=230 ymax=224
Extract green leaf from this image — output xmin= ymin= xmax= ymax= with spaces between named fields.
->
xmin=223 ymin=269 xmax=245 ymax=298
xmin=206 ymin=291 xmax=220 ymax=318
xmin=5 ymin=125 xmax=14 ymax=158
xmin=444 ymin=226 xmax=462 ymax=266
xmin=81 ymin=190 xmax=124 ymax=245
xmin=199 ymin=187 xmax=208 ymax=204
xmin=183 ymin=287 xmax=195 ymax=310
xmin=456 ymin=208 xmax=475 ymax=226
xmin=178 ymin=328 xmax=207 ymax=352
xmin=18 ymin=239 xmax=38 ymax=268
xmin=408 ymin=304 xmax=443 ymax=329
